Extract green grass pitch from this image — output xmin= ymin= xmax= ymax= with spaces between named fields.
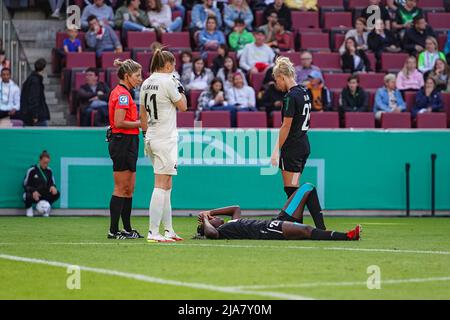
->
xmin=0 ymin=215 xmax=449 ymax=300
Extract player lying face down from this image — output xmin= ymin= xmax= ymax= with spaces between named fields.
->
xmin=195 ymin=183 xmax=361 ymax=241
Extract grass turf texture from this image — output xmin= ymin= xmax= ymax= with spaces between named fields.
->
xmin=0 ymin=216 xmax=449 ymax=300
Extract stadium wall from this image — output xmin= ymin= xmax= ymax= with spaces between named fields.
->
xmin=0 ymin=128 xmax=449 ymax=210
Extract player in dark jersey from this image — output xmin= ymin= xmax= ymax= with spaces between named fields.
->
xmin=195 ymin=183 xmax=361 ymax=241
xmin=271 ymin=57 xmax=312 ymax=199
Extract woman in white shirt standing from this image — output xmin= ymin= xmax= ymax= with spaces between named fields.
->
xmin=146 ymin=0 xmax=183 ymax=33
xmin=225 ymin=72 xmax=257 ymax=126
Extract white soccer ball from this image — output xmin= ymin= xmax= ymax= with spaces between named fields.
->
xmin=35 ymin=200 xmax=51 ymax=216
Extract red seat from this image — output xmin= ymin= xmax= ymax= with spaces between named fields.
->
xmin=236 ymin=112 xmax=267 ymax=128
xmin=272 ymin=111 xmax=282 ymax=128
xmin=334 ymin=33 xmax=345 ymax=51
xmin=300 ymin=33 xmax=330 ymax=51
xmin=358 ymin=73 xmax=385 ymax=90
xmin=108 ymin=71 xmax=119 ymax=88
xmin=73 ymin=71 xmax=106 ymax=90
xmin=419 ymin=0 xmax=444 ymax=9
xmin=291 ymin=11 xmax=319 ymax=31
xmin=161 ymin=32 xmax=191 ymax=50
xmin=189 ymin=90 xmax=202 ymax=111
xmin=136 ymin=51 xmax=152 ymax=73
xmin=280 ymin=52 xmax=301 ymax=66
xmin=101 ymin=51 xmax=131 ymax=69
xmin=318 ymin=0 xmax=344 ymax=10
xmin=381 ymin=53 xmax=409 ymax=72
xmin=310 ymin=112 xmax=340 ymax=128
xmin=66 ymin=52 xmax=96 ymax=69
xmin=438 ymin=33 xmax=447 ymax=51
xmin=404 ymin=91 xmax=417 ymax=112
xmin=323 ymin=12 xmax=352 ymax=30
xmin=177 ymin=111 xmax=195 ymax=128
xmin=347 ymin=0 xmax=370 ymax=9
xmin=416 ymin=113 xmax=447 ymax=128
xmin=255 ymin=10 xmax=264 ymax=28
xmin=249 ymin=72 xmax=265 ymax=93
xmin=127 ymin=32 xmax=157 ymax=49
xmin=366 ymin=52 xmax=376 ymax=71
xmin=312 ymin=52 xmax=341 ymax=71
xmin=427 ymin=13 xmax=450 ymax=30
xmin=345 ymin=112 xmax=375 ymax=128
xmin=323 ymin=73 xmax=348 ymax=90
xmin=381 ymin=113 xmax=412 ymax=129
xmin=201 ymin=111 xmax=231 ymax=128
xmin=442 ymin=92 xmax=450 ymax=126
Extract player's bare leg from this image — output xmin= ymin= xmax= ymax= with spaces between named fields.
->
xmin=281 ymin=222 xmax=361 ymax=241
xmin=282 ymin=170 xmax=301 ymax=199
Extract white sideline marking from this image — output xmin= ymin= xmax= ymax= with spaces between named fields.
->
xmin=1 ymin=242 xmax=449 ymax=256
xmin=0 ymin=253 xmax=312 ymax=300
xmin=232 ymin=277 xmax=450 ymax=290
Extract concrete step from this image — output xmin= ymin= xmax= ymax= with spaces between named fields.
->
xmin=13 ymin=20 xmax=65 ymax=38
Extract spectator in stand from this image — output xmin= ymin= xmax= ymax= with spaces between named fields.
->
xmin=263 ymin=0 xmax=292 ymax=30
xmin=284 ymin=0 xmax=318 ymax=11
xmin=190 ymin=0 xmax=223 ymax=32
xmin=403 ymin=16 xmax=436 ymax=56
xmin=81 ymin=0 xmax=115 ymax=30
xmin=305 ymin=70 xmax=332 ymax=112
xmin=339 ymin=18 xmax=369 ymax=55
xmin=212 ymin=44 xmax=228 ymax=75
xmin=341 ymin=37 xmax=372 ymax=73
xmin=392 ymin=0 xmax=422 ymax=34
xmin=412 ymin=77 xmax=443 ymax=118
xmin=63 ymin=27 xmax=83 ymax=53
xmin=223 ymin=0 xmax=254 ymax=34
xmin=228 ymin=18 xmax=255 ymax=54
xmin=295 ymin=50 xmax=323 ymax=85
xmin=385 ymin=0 xmax=398 ymax=21
xmin=23 ymin=151 xmax=60 ymax=217
xmin=427 ymin=59 xmax=450 ymax=92
xmin=259 ymin=10 xmax=278 ymax=45
xmin=161 ymin=0 xmax=185 ymax=20
xmin=146 ymin=0 xmax=183 ymax=33
xmin=339 ymin=75 xmax=369 ymax=116
xmin=0 ymin=68 xmax=21 ymax=127
xmin=418 ymin=37 xmax=446 ymax=74
xmin=368 ymin=19 xmax=400 ymax=72
xmin=445 ymin=30 xmax=450 ymax=65
xmin=373 ymin=73 xmax=406 ymax=120
xmin=196 ymin=78 xmax=229 ymax=120
xmin=0 ymin=50 xmax=11 ymax=74
xmin=261 ymin=80 xmax=285 ymax=117
xmin=198 ymin=16 xmax=226 ymax=53
xmin=115 ymin=0 xmax=152 ymax=33
xmin=178 ymin=50 xmax=192 ymax=78
xmin=20 ymin=58 xmax=50 ymax=127
xmin=361 ymin=0 xmax=392 ymax=30
xmin=78 ymin=68 xmax=110 ymax=126
xmin=181 ymin=57 xmax=214 ymax=92
xmin=226 ymin=72 xmax=257 ymax=126
xmin=86 ymin=15 xmax=123 ymax=57
xmin=396 ymin=56 xmax=424 ymax=93
xmin=48 ymin=0 xmax=64 ymax=19
xmin=268 ymin=19 xmax=293 ymax=52
xmin=217 ymin=55 xmax=248 ymax=91
xmin=239 ymin=30 xmax=275 ymax=74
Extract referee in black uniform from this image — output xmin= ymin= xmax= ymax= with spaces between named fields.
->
xmin=271 ymin=56 xmax=312 ymax=199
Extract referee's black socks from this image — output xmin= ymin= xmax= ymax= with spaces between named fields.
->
xmin=109 ymin=195 xmax=125 ymax=234
xmin=311 ymin=229 xmax=348 ymax=241
xmin=121 ymin=197 xmax=133 ymax=232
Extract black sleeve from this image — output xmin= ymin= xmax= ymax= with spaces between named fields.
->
xmin=402 ymin=30 xmax=416 ymax=52
xmin=395 ymin=11 xmax=403 ymax=25
xmin=23 ymin=167 xmax=36 ymax=193
xmin=359 ymin=90 xmax=369 ymax=112
xmin=340 ymin=89 xmax=352 ymax=112
xmin=284 ymin=93 xmax=298 ymax=118
xmin=361 ymin=51 xmax=372 ymax=72
xmin=322 ymin=87 xmax=332 ymax=111
xmin=26 ymin=77 xmax=42 ymax=119
xmin=367 ymin=32 xmax=380 ymax=52
xmin=341 ymin=53 xmax=352 ymax=73
xmin=47 ymin=169 xmax=56 ymax=188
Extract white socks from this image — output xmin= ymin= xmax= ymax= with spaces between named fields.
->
xmin=149 ymin=188 xmax=166 ymax=235
xmin=162 ymin=189 xmax=174 ymax=234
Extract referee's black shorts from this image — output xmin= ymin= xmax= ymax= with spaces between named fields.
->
xmin=108 ymin=133 xmax=139 ymax=172
xmin=279 ymin=147 xmax=309 ymax=173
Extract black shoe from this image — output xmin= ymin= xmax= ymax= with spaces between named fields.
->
xmin=107 ymin=231 xmax=127 ymax=240
xmin=121 ymin=229 xmax=144 ymax=239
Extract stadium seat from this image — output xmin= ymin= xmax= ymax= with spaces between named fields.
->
xmin=416 ymin=113 xmax=447 ymax=129
xmin=419 ymin=0 xmax=444 ymax=9
xmin=359 ymin=73 xmax=385 ymax=90
xmin=101 ymin=51 xmax=131 ymax=69
xmin=442 ymin=92 xmax=450 ymax=126
xmin=345 ymin=112 xmax=375 ymax=128
xmin=381 ymin=53 xmax=409 ymax=72
xmin=404 ymin=91 xmax=417 ymax=112
xmin=438 ymin=33 xmax=447 ymax=51
xmin=280 ymin=52 xmax=301 ymax=66
xmin=177 ymin=111 xmax=195 ymax=128
xmin=73 ymin=71 xmax=106 ymax=90
xmin=318 ymin=0 xmax=344 ymax=11
xmin=381 ymin=113 xmax=412 ymax=129
xmin=427 ymin=13 xmax=450 ymax=31
xmin=201 ymin=111 xmax=231 ymax=128
xmin=366 ymin=53 xmax=376 ymax=72
xmin=108 ymin=70 xmax=119 ymax=88
xmin=323 ymin=73 xmax=348 ymax=90
xmin=65 ymin=52 xmax=96 ymax=69
xmin=249 ymin=72 xmax=265 ymax=93
xmin=323 ymin=12 xmax=352 ymax=30
xmin=160 ymin=32 xmax=191 ymax=50
xmin=272 ymin=111 xmax=282 ymax=128
xmin=236 ymin=112 xmax=267 ymax=128
xmin=300 ymin=33 xmax=330 ymax=51
xmin=333 ymin=33 xmax=345 ymax=51
xmin=310 ymin=112 xmax=340 ymax=128
xmin=136 ymin=51 xmax=152 ymax=73
xmin=254 ymin=10 xmax=264 ymax=28
xmin=291 ymin=11 xmax=319 ymax=31
xmin=127 ymin=32 xmax=157 ymax=49
xmin=312 ymin=52 xmax=341 ymax=72
xmin=347 ymin=0 xmax=369 ymax=9
xmin=189 ymin=90 xmax=202 ymax=111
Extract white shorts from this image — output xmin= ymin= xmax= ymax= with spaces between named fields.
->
xmin=145 ymin=137 xmax=178 ymax=175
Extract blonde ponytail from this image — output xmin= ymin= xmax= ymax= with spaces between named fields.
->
xmin=272 ymin=56 xmax=296 ymax=80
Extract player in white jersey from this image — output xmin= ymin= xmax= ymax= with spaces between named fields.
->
xmin=140 ymin=48 xmax=188 ymax=243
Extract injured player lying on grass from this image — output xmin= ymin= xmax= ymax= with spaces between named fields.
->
xmin=195 ymin=183 xmax=361 ymax=241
